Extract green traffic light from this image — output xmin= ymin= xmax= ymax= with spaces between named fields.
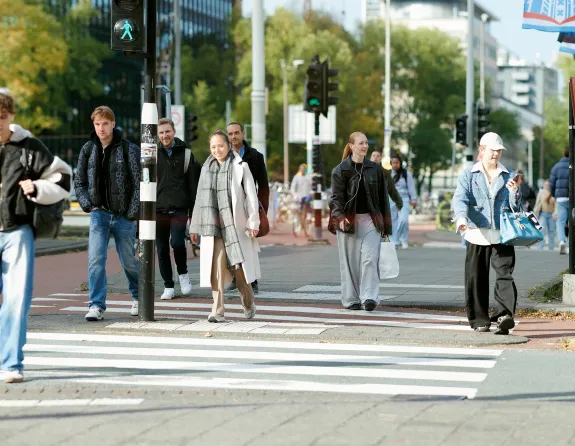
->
xmin=308 ymin=98 xmax=321 ymax=107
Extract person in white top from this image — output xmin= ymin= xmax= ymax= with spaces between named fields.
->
xmin=451 ymin=133 xmax=521 ymax=335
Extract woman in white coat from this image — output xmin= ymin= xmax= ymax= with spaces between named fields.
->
xmin=189 ymin=130 xmax=261 ymax=323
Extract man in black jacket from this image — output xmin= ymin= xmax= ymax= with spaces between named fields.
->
xmin=156 ymin=118 xmax=200 ymax=300
xmin=226 ymin=122 xmax=270 ymax=294
xmin=75 ymin=106 xmax=141 ymax=321
xmin=0 ymin=92 xmax=72 ymax=383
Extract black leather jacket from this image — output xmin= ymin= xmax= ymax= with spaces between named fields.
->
xmin=329 ymin=157 xmax=392 ymax=235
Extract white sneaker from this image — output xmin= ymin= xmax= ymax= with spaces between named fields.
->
xmin=85 ymin=306 xmax=104 ymax=321
xmin=244 ymin=304 xmax=256 ymax=319
xmin=1 ymin=370 xmax=24 ymax=383
xmin=130 ymin=301 xmax=139 ymax=316
xmin=161 ymin=288 xmax=175 ymax=300
xmin=401 ymin=241 xmax=408 ymax=249
xmin=179 ymin=274 xmax=193 ymax=295
xmin=560 ymin=242 xmax=567 ymax=255
xmin=207 ymin=313 xmax=226 ymax=323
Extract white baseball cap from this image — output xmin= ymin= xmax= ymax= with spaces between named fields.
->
xmin=479 ymin=132 xmax=506 ymax=151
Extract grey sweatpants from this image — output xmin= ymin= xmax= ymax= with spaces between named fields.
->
xmin=336 ymin=214 xmax=381 ymax=307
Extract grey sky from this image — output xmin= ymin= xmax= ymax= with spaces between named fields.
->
xmin=242 ymin=0 xmax=560 ymax=66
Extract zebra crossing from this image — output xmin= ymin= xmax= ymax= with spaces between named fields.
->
xmin=23 ymin=332 xmax=502 ymax=399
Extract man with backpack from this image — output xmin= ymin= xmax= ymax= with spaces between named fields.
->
xmin=156 ymin=118 xmax=201 ymax=300
xmin=75 ymin=106 xmax=141 ymax=321
xmin=0 ymin=92 xmax=72 ymax=383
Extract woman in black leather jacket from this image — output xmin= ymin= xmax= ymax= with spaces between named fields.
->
xmin=329 ymin=132 xmax=391 ymax=311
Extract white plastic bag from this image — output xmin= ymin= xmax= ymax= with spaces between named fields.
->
xmin=379 ymin=241 xmax=399 ymax=279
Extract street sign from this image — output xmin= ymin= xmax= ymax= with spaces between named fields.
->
xmin=171 ymin=105 xmax=185 ymax=140
xmin=288 ymin=104 xmax=336 ymax=144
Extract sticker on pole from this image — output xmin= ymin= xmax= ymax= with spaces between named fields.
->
xmin=313 ymin=136 xmax=321 ymax=145
xmin=141 ymin=143 xmax=157 ymax=160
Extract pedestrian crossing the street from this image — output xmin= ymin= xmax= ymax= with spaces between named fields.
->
xmin=23 ymin=332 xmax=502 ymax=399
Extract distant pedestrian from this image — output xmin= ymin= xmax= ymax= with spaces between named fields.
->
xmin=189 ymin=130 xmax=259 ymax=323
xmin=329 ymin=132 xmax=392 ymax=311
xmin=451 ymin=132 xmax=520 ymax=334
xmin=75 ymin=106 xmax=141 ymax=321
xmin=549 ymin=146 xmax=569 ymax=255
xmin=515 ymin=170 xmax=536 ymax=212
xmin=156 ymin=118 xmax=201 ymax=300
xmin=534 ymin=179 xmax=557 ymax=251
xmin=370 ymin=150 xmax=403 ymax=211
xmin=0 ymin=92 xmax=72 ymax=383
xmin=290 ymin=163 xmax=313 ymax=217
xmin=389 ymin=154 xmax=417 ymax=249
xmin=226 ymin=122 xmax=269 ymax=294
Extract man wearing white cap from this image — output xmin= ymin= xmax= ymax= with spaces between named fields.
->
xmin=451 ymin=132 xmax=521 ymax=335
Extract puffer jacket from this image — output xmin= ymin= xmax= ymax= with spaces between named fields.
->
xmin=550 ymin=156 xmax=569 ymax=199
xmin=328 ymin=157 xmax=392 ymax=235
xmin=74 ymin=129 xmax=141 ymax=220
xmin=451 ymin=162 xmax=520 ymax=230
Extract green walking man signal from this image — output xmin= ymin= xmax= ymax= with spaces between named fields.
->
xmin=120 ymin=20 xmax=134 ymax=41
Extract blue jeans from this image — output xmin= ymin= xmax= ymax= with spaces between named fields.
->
xmin=556 ymin=201 xmax=569 ymax=244
xmin=0 ymin=225 xmax=35 ymax=372
xmin=390 ymin=196 xmax=410 ymax=246
xmin=88 ymin=210 xmax=139 ymax=310
xmin=537 ymin=212 xmax=555 ymax=250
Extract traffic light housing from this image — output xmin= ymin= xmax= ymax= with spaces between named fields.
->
xmin=455 ymin=114 xmax=467 ymax=145
xmin=477 ymin=106 xmax=490 ymax=142
xmin=304 ymin=60 xmax=323 ymax=114
xmin=186 ymin=113 xmax=198 ymax=144
xmin=322 ymin=60 xmax=338 ymax=117
xmin=111 ymin=0 xmax=146 ymax=52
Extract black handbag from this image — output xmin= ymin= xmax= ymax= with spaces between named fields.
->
xmin=20 ymin=140 xmax=65 ymax=239
xmin=256 ymin=201 xmax=269 ymax=237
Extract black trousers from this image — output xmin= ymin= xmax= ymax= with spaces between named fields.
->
xmin=156 ymin=211 xmax=188 ymax=288
xmin=464 ymin=243 xmax=517 ymax=329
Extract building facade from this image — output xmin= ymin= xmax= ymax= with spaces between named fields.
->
xmin=43 ymin=0 xmax=234 ymax=163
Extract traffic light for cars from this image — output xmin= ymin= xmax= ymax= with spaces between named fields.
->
xmin=111 ymin=0 xmax=146 ymax=52
xmin=455 ymin=114 xmax=467 ymax=145
xmin=477 ymin=106 xmax=490 ymax=142
xmin=322 ymin=60 xmax=338 ymax=117
xmin=304 ymin=58 xmax=323 ymax=114
xmin=186 ymin=113 xmax=198 ymax=144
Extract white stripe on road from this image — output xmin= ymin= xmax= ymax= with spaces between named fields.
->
xmin=294 ymin=284 xmax=465 ymax=292
xmin=73 ymin=375 xmax=477 ymax=399
xmin=32 ymin=298 xmax=75 ymax=302
xmin=26 ymin=332 xmax=503 ymax=356
xmin=0 ymin=398 xmax=144 ymax=408
xmin=231 ymin=291 xmax=398 ymax=300
xmin=23 ymin=356 xmax=487 ymax=382
xmin=23 ymin=344 xmax=496 ymax=368
xmin=103 ymin=300 xmax=468 ymax=322
xmin=59 ymin=306 xmax=474 ymax=331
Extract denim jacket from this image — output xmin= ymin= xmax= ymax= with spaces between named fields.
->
xmin=451 ymin=163 xmax=520 ymax=230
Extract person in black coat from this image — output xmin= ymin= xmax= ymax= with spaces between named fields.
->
xmin=226 ymin=122 xmax=270 ymax=294
xmin=156 ymin=118 xmax=201 ymax=300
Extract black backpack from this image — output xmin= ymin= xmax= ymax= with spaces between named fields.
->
xmin=21 ymin=139 xmax=65 ymax=239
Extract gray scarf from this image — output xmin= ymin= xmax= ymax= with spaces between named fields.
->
xmin=196 ymin=152 xmax=244 ymax=268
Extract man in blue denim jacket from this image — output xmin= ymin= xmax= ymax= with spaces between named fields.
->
xmin=451 ymin=133 xmax=521 ymax=334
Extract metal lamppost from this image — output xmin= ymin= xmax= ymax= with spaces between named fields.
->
xmin=382 ymin=0 xmax=392 ymax=168
xmin=479 ymin=13 xmax=488 ymax=105
xmin=281 ymin=58 xmax=304 ymax=185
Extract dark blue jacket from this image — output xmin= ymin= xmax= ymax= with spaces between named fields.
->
xmin=550 ymin=157 xmax=569 ymax=199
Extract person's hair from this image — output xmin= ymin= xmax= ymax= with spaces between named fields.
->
xmin=564 ymin=146 xmax=570 ymax=158
xmin=391 ymin=154 xmax=405 ymax=182
xmin=542 ymin=179 xmax=552 ymax=204
xmin=209 ymin=129 xmax=230 ymax=147
xmin=341 ymin=132 xmax=365 ymax=161
xmin=91 ymin=106 xmax=115 ymax=122
xmin=0 ymin=93 xmax=16 ymax=115
xmin=158 ymin=118 xmax=175 ymax=130
xmin=226 ymin=122 xmax=244 ymax=132
xmin=371 ymin=150 xmax=381 ymax=155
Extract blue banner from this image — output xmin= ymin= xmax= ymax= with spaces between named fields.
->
xmin=523 ymin=0 xmax=575 ymax=32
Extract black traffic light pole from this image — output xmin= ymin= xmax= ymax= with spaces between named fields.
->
xmin=138 ymin=0 xmax=157 ymax=321
xmin=312 ymin=112 xmax=323 ymax=242
xmin=569 ymin=79 xmax=574 ymax=275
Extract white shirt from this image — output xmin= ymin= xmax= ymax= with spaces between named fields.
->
xmin=290 ymin=174 xmax=312 ymax=198
xmin=457 ymin=161 xmax=509 ymax=246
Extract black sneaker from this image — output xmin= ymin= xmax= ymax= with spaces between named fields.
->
xmin=345 ymin=303 xmax=361 ymax=310
xmin=251 ymin=281 xmax=259 ymax=295
xmin=362 ymin=300 xmax=377 ymax=312
xmin=474 ymin=326 xmax=490 ymax=332
xmin=495 ymin=315 xmax=515 ymax=335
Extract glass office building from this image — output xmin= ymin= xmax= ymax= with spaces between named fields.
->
xmin=43 ymin=0 xmax=234 ymax=162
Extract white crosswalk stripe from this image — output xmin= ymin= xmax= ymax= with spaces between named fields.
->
xmin=23 ymin=332 xmax=501 ymax=399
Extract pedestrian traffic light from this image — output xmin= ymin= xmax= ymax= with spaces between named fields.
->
xmin=304 ymin=57 xmax=323 ymax=114
xmin=186 ymin=113 xmax=198 ymax=144
xmin=455 ymin=114 xmax=467 ymax=145
xmin=321 ymin=60 xmax=338 ymax=117
xmin=477 ymin=106 xmax=490 ymax=142
xmin=111 ymin=0 xmax=146 ymax=52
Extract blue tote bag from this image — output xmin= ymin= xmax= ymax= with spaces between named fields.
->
xmin=500 ymin=206 xmax=544 ymax=247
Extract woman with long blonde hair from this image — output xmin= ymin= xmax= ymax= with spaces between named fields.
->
xmin=534 ymin=179 xmax=557 ymax=250
xmin=328 ymin=132 xmax=392 ymax=311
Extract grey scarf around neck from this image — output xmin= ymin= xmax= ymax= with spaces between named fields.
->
xmin=197 ymin=152 xmax=244 ymax=268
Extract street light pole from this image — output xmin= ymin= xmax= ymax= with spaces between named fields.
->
xmin=174 ymin=0 xmax=182 ymax=105
xmin=383 ymin=0 xmax=392 ymax=167
xmin=465 ymin=0 xmax=475 ymax=167
xmin=251 ymin=0 xmax=266 ymax=160
xmin=281 ymin=59 xmax=289 ymax=184
xmin=480 ymin=13 xmax=488 ymax=105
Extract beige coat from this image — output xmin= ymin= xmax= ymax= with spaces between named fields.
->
xmin=191 ymin=150 xmax=261 ymax=288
